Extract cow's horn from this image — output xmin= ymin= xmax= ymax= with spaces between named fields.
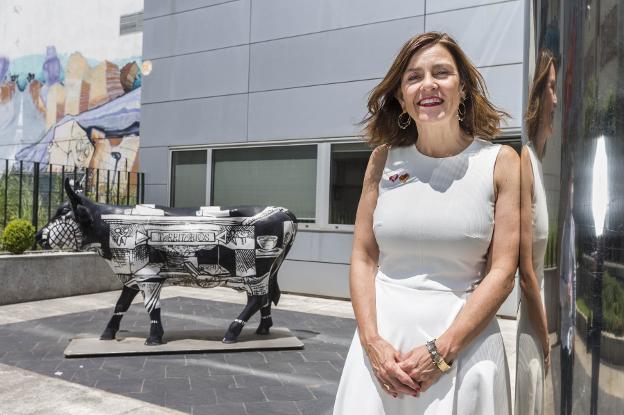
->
xmin=64 ymin=177 xmax=81 ymax=210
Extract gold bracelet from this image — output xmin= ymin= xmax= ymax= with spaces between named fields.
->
xmin=425 ymin=339 xmax=453 ymax=373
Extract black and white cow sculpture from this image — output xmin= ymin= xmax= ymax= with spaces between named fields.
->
xmin=36 ymin=179 xmax=298 ymax=345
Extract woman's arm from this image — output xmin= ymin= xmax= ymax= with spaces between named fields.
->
xmin=350 ymin=145 xmax=420 ymax=397
xmin=350 ymin=145 xmax=385 ymax=344
xmin=518 ymin=146 xmax=550 ymax=366
xmin=434 ymin=145 xmax=520 ymax=362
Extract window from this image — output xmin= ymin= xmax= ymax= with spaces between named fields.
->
xmin=212 ymin=146 xmax=317 ymax=222
xmin=170 ymin=150 xmax=207 ymax=207
xmin=330 ymin=143 xmax=372 ymax=225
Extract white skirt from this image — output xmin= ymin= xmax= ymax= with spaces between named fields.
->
xmin=333 ymin=274 xmax=511 ymax=415
xmin=514 ymin=301 xmax=545 ymax=415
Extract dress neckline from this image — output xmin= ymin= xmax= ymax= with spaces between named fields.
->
xmin=413 ymin=137 xmax=477 ymax=159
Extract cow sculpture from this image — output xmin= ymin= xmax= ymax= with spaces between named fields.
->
xmin=36 ymin=179 xmax=298 ymax=345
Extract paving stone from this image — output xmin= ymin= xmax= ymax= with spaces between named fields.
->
xmin=215 ymin=387 xmax=267 ymax=404
xmin=166 ymin=363 xmax=210 ymax=378
xmin=234 ymin=373 xmax=282 ymax=387
xmin=127 ymin=391 xmax=166 ymax=406
xmin=301 ymin=351 xmax=343 ymax=362
xmin=263 ymin=350 xmax=306 ymax=363
xmin=296 ymin=397 xmax=336 ymax=415
xmin=165 ymin=402 xmax=192 ymax=414
xmin=244 ymin=400 xmax=302 ymax=415
xmin=0 ymin=296 xmax=356 ymax=413
xmin=165 ymin=389 xmax=217 ymax=406
xmin=249 ymin=361 xmax=294 ymax=374
xmin=94 ymin=377 xmax=144 ymax=394
xmin=120 ymin=365 xmax=167 ymax=380
xmin=261 ymin=385 xmax=315 ymax=401
xmin=189 ymin=374 xmax=237 ymax=389
xmin=142 ymin=377 xmax=191 ymax=394
xmin=223 ymin=351 xmax=267 ymax=364
xmin=278 ymin=372 xmax=325 ymax=386
xmin=192 ymin=402 xmax=247 ymax=415
xmin=308 ymin=383 xmax=339 ymax=400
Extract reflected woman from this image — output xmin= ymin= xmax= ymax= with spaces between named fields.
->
xmin=515 ymin=48 xmax=557 ymax=415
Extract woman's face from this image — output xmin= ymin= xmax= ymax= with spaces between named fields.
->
xmin=396 ymin=44 xmax=464 ymax=127
xmin=539 ymin=63 xmax=558 ymax=138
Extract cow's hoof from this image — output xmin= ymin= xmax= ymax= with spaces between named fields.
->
xmin=256 ymin=321 xmax=272 ymax=335
xmin=255 ymin=327 xmax=270 ymax=335
xmin=223 ymin=321 xmax=244 ymax=344
xmin=100 ymin=328 xmax=117 ymax=340
xmin=144 ymin=337 xmax=163 ymax=346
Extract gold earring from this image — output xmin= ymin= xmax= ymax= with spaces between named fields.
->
xmin=457 ymin=102 xmax=466 ymax=122
xmin=398 ymin=111 xmax=411 ymax=129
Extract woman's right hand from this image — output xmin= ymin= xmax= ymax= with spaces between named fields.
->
xmin=542 ymin=333 xmax=551 ymax=375
xmin=363 ymin=335 xmax=422 ymax=397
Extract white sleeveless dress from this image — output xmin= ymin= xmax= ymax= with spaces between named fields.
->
xmin=334 ymin=138 xmax=511 ymax=414
xmin=515 ymin=142 xmax=549 ymax=415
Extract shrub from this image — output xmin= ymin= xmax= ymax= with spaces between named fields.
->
xmin=2 ymin=219 xmax=35 ymax=254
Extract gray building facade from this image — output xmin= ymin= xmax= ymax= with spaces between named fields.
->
xmin=139 ymin=0 xmax=525 ymax=308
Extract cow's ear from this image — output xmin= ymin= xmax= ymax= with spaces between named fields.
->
xmin=75 ymin=205 xmax=93 ymax=225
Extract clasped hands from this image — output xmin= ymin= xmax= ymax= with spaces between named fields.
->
xmin=365 ymin=336 xmax=446 ymax=398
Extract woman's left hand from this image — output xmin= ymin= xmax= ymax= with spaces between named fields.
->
xmin=398 ymin=345 xmax=443 ymax=392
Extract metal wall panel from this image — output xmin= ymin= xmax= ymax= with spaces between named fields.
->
xmin=287 ymin=231 xmax=353 ymax=264
xmin=249 ymin=17 xmax=424 ymax=91
xmin=247 ymin=80 xmax=377 ymax=141
xmin=143 ymin=0 xmax=249 ymax=59
xmin=280 ymin=259 xmax=351 ymax=298
xmin=138 ymin=146 xmax=169 ymax=185
xmin=143 ymin=184 xmax=169 ymax=205
xmin=426 ymin=0 xmax=524 ymax=66
xmin=144 ymin=0 xmax=241 ymax=20
xmin=479 ymin=63 xmax=524 ymax=128
xmin=250 ymin=0 xmax=424 ymax=43
xmin=140 ymin=94 xmax=248 ymax=147
xmin=141 ymin=45 xmax=249 ymax=103
xmin=426 ymin=0 xmax=510 ymax=14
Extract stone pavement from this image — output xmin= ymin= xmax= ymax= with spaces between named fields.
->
xmin=0 ymin=287 xmax=517 ymax=415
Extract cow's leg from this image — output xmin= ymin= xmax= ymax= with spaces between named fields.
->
xmin=256 ymin=303 xmax=273 ymax=335
xmin=100 ymin=284 xmax=140 ymax=340
xmin=137 ymin=279 xmax=165 ymax=345
xmin=223 ymin=294 xmax=268 ymax=343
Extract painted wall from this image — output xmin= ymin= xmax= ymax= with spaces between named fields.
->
xmin=0 ymin=0 xmax=143 ymax=173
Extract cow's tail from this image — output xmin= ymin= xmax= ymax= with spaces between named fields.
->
xmin=270 ymin=276 xmax=281 ymax=306
xmin=269 ymin=209 xmax=298 ymax=306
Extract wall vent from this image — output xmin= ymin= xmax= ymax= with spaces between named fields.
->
xmin=120 ymin=11 xmax=143 ymax=35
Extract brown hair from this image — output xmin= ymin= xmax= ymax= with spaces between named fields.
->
xmin=363 ymin=32 xmax=509 ymax=147
xmin=525 ymin=48 xmax=555 ymax=142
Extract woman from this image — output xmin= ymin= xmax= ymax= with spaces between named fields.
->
xmin=333 ymin=32 xmax=519 ymax=414
xmin=515 ymin=48 xmax=557 ymax=415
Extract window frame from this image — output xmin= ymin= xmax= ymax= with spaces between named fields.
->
xmin=167 ymin=131 xmax=520 ymax=233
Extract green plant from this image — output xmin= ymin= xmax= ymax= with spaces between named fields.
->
xmin=2 ymin=219 xmax=35 ymax=254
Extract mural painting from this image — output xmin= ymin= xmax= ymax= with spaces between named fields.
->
xmin=0 ymin=47 xmax=141 ymax=177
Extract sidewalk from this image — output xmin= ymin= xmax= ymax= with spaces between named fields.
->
xmin=0 ymin=287 xmax=516 ymax=414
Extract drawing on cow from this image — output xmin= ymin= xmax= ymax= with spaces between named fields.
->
xmin=36 ymin=178 xmax=298 ymax=345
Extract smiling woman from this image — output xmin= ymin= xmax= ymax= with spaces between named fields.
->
xmin=333 ymin=32 xmax=519 ymax=415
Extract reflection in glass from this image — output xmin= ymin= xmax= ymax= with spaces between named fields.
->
xmin=170 ymin=150 xmax=207 ymax=208
xmin=212 ymin=146 xmax=317 ymax=223
xmin=329 ymin=143 xmax=371 ymax=225
xmin=516 ymin=47 xmax=557 ymax=415
xmin=527 ymin=0 xmax=624 ymax=414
